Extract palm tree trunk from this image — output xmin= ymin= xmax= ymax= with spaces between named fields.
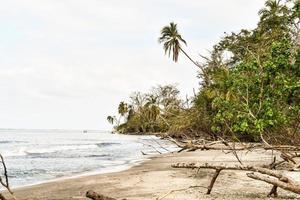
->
xmin=179 ymin=47 xmax=208 ymax=83
xmin=179 ymin=47 xmax=203 ymax=70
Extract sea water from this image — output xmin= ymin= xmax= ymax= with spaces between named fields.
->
xmin=0 ymin=129 xmax=177 ymax=188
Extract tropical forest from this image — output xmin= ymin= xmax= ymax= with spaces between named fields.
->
xmin=108 ymin=0 xmax=300 ymax=146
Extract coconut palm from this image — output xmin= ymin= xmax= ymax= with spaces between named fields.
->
xmin=159 ymin=22 xmax=203 ymax=70
xmin=107 ymin=116 xmax=115 ymax=125
xmin=259 ymin=0 xmax=282 ymax=20
xmin=257 ymin=0 xmax=292 ymax=41
xmin=258 ymin=0 xmax=291 ymax=29
xmin=118 ymin=101 xmax=128 ymax=117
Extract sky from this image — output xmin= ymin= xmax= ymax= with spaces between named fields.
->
xmin=0 ymin=0 xmax=265 ymax=130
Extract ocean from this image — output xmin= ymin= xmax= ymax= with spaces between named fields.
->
xmin=0 ymin=129 xmax=177 ymax=188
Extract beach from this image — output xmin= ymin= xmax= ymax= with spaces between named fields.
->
xmin=10 ymin=149 xmax=300 ymax=200
xmin=1 ymin=0 xmax=299 ymax=199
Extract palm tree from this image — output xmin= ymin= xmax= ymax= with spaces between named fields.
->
xmin=158 ymin=22 xmax=201 ymax=69
xmin=117 ymin=101 xmax=129 ymax=125
xmin=118 ymin=101 xmax=128 ymax=117
xmin=258 ymin=0 xmax=290 ymax=29
xmin=258 ymin=0 xmax=282 ymax=20
xmin=107 ymin=116 xmax=115 ymax=125
xmin=257 ymin=0 xmax=292 ymax=42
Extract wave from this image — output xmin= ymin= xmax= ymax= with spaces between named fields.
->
xmin=0 ymin=140 xmax=27 ymax=144
xmin=0 ymin=141 xmax=13 ymax=144
xmin=85 ymin=154 xmax=110 ymax=158
xmin=2 ymin=144 xmax=99 ymax=157
xmin=96 ymin=142 xmax=121 ymax=147
xmin=2 ymin=142 xmax=122 ymax=158
xmin=26 ymin=144 xmax=99 ymax=154
xmin=2 ymin=148 xmax=28 ymax=157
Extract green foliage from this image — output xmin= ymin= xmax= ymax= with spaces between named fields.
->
xmin=158 ymin=22 xmax=186 ymax=62
xmin=108 ymin=0 xmax=300 ymax=144
xmin=199 ymin=0 xmax=300 ymax=142
xmin=108 ymin=84 xmax=183 ymax=134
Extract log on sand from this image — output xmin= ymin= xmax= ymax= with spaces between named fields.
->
xmin=172 ymin=162 xmax=300 ymax=195
xmin=86 ymin=190 xmax=117 ymax=200
xmin=0 ymin=194 xmax=7 ymax=200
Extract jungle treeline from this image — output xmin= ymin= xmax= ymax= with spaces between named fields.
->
xmin=107 ymin=0 xmax=300 ymax=145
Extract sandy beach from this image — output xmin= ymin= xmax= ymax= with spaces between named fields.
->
xmin=7 ymin=149 xmax=300 ymax=200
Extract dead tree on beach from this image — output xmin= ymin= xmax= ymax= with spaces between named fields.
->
xmin=172 ymin=161 xmax=300 ymax=196
xmin=169 ymin=136 xmax=300 ymax=197
xmin=86 ymin=190 xmax=128 ymax=200
xmin=0 ymin=154 xmax=15 ymax=200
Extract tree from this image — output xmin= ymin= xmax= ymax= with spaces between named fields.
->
xmin=118 ymin=101 xmax=128 ymax=117
xmin=107 ymin=0 xmax=300 ymax=143
xmin=107 ymin=85 xmax=183 ymax=134
xmin=158 ymin=22 xmax=201 ymax=69
xmin=207 ymin=0 xmax=300 ymax=142
xmin=106 ymin=116 xmax=115 ymax=125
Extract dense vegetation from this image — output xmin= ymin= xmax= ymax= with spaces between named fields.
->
xmin=108 ymin=0 xmax=300 ymax=144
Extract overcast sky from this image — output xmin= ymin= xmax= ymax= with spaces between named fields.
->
xmin=0 ymin=0 xmax=265 ymax=130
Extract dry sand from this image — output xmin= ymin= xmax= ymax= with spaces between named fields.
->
xmin=9 ymin=150 xmax=300 ymax=200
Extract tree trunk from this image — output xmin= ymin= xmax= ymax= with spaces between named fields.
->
xmin=179 ymin=47 xmax=203 ymax=71
xmin=86 ymin=190 xmax=117 ymax=200
xmin=172 ymin=162 xmax=300 ymax=195
xmin=207 ymin=169 xmax=222 ymax=194
xmin=247 ymin=173 xmax=300 ymax=194
xmin=0 ymin=194 xmax=7 ymax=200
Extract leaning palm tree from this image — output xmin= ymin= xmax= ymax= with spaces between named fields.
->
xmin=158 ymin=22 xmax=201 ymax=70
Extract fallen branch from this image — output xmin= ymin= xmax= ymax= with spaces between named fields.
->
xmin=0 ymin=155 xmax=12 ymax=194
xmin=268 ymin=185 xmax=278 ymax=197
xmin=166 ymin=136 xmax=259 ymax=152
xmin=86 ymin=190 xmax=117 ymax=200
xmin=207 ymin=168 xmax=221 ymax=194
xmin=149 ymin=136 xmax=171 ymax=153
xmin=155 ymin=185 xmax=205 ymax=200
xmin=166 ymin=134 xmax=300 ymax=153
xmin=263 ymin=145 xmax=300 ymax=152
xmin=139 ymin=142 xmax=162 ymax=154
xmin=0 ymin=154 xmax=15 ymax=200
xmin=0 ymin=194 xmax=7 ymax=200
xmin=247 ymin=172 xmax=300 ymax=194
xmin=172 ymin=162 xmax=300 ymax=196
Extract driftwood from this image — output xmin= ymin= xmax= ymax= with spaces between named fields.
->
xmin=172 ymin=162 xmax=300 ymax=195
xmin=166 ymin=136 xmax=259 ymax=152
xmin=86 ymin=190 xmax=127 ymax=200
xmin=0 ymin=154 xmax=14 ymax=200
xmin=207 ymin=168 xmax=221 ymax=194
xmin=0 ymin=194 xmax=7 ymax=200
xmin=86 ymin=190 xmax=117 ymax=200
xmin=166 ymin=134 xmax=300 ymax=153
xmin=247 ymin=172 xmax=300 ymax=194
xmin=163 ymin=132 xmax=300 ymax=197
xmin=268 ymin=185 xmax=278 ymax=197
xmin=155 ymin=185 xmax=206 ymax=200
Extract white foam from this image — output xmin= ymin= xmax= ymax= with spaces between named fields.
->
xmin=2 ymin=144 xmax=99 ymax=157
xmin=25 ymin=144 xmax=98 ymax=154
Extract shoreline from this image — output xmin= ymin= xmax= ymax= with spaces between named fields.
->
xmin=9 ymin=150 xmax=300 ymax=200
xmin=11 ymin=155 xmax=153 ymax=191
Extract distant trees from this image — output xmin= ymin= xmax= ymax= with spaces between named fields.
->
xmin=106 ymin=116 xmax=116 ymax=125
xmin=118 ymin=102 xmax=128 ymax=118
xmin=107 ymin=84 xmax=183 ymax=134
